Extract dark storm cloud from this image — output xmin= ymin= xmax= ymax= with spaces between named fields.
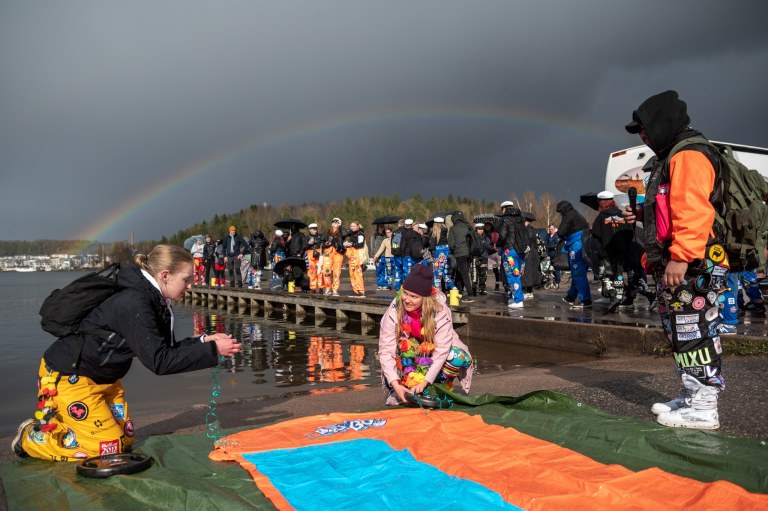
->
xmin=1 ymin=1 xmax=767 ymax=242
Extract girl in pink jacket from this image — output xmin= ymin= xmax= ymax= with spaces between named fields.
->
xmin=379 ymin=264 xmax=473 ymax=405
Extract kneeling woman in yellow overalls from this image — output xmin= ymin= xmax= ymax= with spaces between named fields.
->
xmin=12 ymin=245 xmax=241 ymax=461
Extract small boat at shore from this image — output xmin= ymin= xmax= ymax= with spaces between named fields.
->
xmin=13 ymin=266 xmax=36 ymax=272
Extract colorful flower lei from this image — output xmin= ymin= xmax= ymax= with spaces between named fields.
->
xmin=396 ymin=312 xmax=436 ymax=388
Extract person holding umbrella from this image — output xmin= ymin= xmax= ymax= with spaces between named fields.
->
xmin=189 ymin=237 xmax=205 ymax=285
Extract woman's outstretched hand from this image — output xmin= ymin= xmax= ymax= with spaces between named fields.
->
xmin=207 ymin=333 xmax=241 ymax=357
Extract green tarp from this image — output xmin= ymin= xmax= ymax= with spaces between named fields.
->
xmin=1 ymin=390 xmax=766 ymax=510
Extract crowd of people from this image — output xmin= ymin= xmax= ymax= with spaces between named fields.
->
xmin=187 ymin=204 xmax=765 ymax=327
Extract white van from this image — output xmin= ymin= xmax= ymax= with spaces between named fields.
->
xmin=605 ymin=141 xmax=768 ymax=206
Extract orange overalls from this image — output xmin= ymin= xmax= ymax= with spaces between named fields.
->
xmin=321 ymin=247 xmax=344 ymax=293
xmin=346 ymin=246 xmax=365 ymax=295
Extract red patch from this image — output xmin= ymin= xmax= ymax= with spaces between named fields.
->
xmin=99 ymin=440 xmax=120 ymax=456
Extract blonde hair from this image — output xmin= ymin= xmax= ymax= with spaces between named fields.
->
xmin=431 ymin=224 xmax=442 ymax=242
xmin=394 ymin=294 xmax=439 ymax=344
xmin=134 ymin=244 xmax=193 ymax=278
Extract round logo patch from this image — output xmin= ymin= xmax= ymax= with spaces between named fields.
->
xmin=68 ymin=375 xmax=79 ymax=385
xmin=67 ymin=402 xmax=89 ymax=421
xmin=708 ymin=244 xmax=725 ymax=263
xmin=691 ymin=297 xmax=706 ymax=310
xmin=124 ymin=420 xmax=135 ymax=437
xmin=705 ymin=307 xmax=719 ymax=322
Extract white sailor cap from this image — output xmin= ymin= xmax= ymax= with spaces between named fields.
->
xmin=597 ymin=191 xmax=615 ymax=200
xmin=433 ymin=216 xmax=445 ymax=223
xmin=404 ymin=218 xmax=414 ymax=225
xmin=418 ymin=223 xmax=428 ymax=230
xmin=275 ymin=229 xmax=284 ymax=236
xmin=308 ymin=223 xmax=318 ymax=229
xmin=475 ymin=223 xmax=485 ymax=228
xmin=500 ymin=200 xmax=514 ymax=208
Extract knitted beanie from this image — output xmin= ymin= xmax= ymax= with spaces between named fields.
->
xmin=402 ymin=264 xmax=433 ymax=297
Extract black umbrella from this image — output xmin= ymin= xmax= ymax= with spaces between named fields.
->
xmin=425 ymin=211 xmax=453 ymax=228
xmin=371 ymin=215 xmax=400 ymax=225
xmin=272 ymin=257 xmax=306 ymax=276
xmin=473 ymin=213 xmax=500 ymax=230
xmin=274 ymin=218 xmax=308 ymax=230
xmin=579 ymin=192 xmax=601 ymax=212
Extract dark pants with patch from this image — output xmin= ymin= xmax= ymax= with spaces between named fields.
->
xmin=655 ymin=243 xmax=729 ymax=388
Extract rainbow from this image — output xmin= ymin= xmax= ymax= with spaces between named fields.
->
xmin=74 ymin=104 xmax=624 ymax=247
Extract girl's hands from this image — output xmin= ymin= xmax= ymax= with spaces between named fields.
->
xmin=207 ymin=333 xmax=241 ymax=357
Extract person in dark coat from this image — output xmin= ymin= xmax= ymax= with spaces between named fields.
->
xmin=447 ymin=210 xmax=474 ymax=301
xmin=286 ymin=224 xmax=306 ymax=258
xmin=521 ymin=212 xmax=544 ymax=298
xmin=496 ymin=201 xmax=529 ymax=308
xmin=13 ymin=245 xmax=241 ymax=461
xmin=590 ymin=191 xmax=632 ymax=312
xmin=248 ymin=230 xmax=269 ymax=289
xmin=202 ymin=234 xmax=216 ymax=286
xmin=557 ymin=200 xmax=592 ymax=307
xmin=224 ymin=225 xmax=250 ymax=288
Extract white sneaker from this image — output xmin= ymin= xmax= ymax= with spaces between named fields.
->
xmin=11 ymin=418 xmax=37 ymax=458
xmin=332 ymin=291 xmax=339 ymax=297
xmin=508 ymin=301 xmax=524 ymax=309
xmin=656 ymin=374 xmax=719 ymax=430
xmin=523 ymin=293 xmax=534 ymax=299
xmin=324 ymin=289 xmax=331 ymax=296
xmin=651 ymin=387 xmax=691 ymax=415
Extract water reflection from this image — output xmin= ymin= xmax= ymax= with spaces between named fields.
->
xmin=190 ymin=310 xmax=378 ymax=390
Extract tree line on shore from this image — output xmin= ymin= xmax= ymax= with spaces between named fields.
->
xmin=3 ymin=192 xmax=590 ymax=266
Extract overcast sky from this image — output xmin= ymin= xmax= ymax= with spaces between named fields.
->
xmin=2 ymin=1 xmax=767 ymax=243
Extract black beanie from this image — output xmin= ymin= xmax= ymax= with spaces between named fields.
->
xmin=402 ymin=264 xmax=433 ymax=297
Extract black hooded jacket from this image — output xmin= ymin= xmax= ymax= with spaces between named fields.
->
xmin=43 ymin=266 xmax=218 ymax=384
xmin=497 ymin=208 xmax=528 ymax=254
xmin=556 ymin=201 xmax=589 ymax=238
xmin=447 ymin=211 xmax=471 ymax=257
xmin=249 ymin=231 xmax=269 ymax=269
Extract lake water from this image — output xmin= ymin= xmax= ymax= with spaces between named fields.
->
xmin=0 ymin=270 xmax=592 ymax=435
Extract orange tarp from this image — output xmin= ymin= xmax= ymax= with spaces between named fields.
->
xmin=210 ymin=409 xmax=768 ymax=510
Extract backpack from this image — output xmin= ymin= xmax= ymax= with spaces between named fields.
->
xmin=669 ymin=137 xmax=768 ymax=271
xmin=466 ymin=230 xmax=485 ymax=258
xmin=391 ymin=229 xmax=404 ymax=257
xmin=513 ymin=219 xmax=530 ymax=255
xmin=39 ymin=264 xmax=121 ymax=338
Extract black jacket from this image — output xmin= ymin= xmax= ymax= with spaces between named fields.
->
xmin=590 ymin=207 xmax=632 ymax=260
xmin=202 ymin=240 xmax=216 ymax=262
xmin=224 ymin=232 xmax=250 ymax=257
xmin=402 ymin=228 xmax=424 ymax=260
xmin=249 ymin=231 xmax=269 ymax=269
xmin=497 ymin=209 xmax=528 ymax=253
xmin=43 ymin=266 xmax=217 ymax=384
xmin=447 ymin=211 xmax=471 ymax=258
xmin=287 ymin=230 xmax=306 ymax=258
xmin=556 ymin=201 xmax=589 ymax=238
